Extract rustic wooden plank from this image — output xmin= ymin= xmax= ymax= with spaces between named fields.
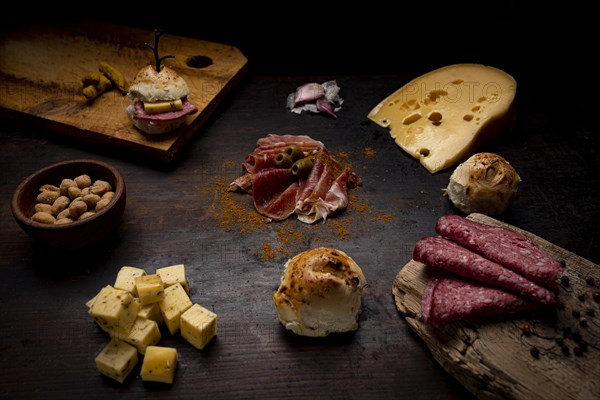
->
xmin=0 ymin=20 xmax=247 ymax=163
xmin=393 ymin=213 xmax=600 ymax=400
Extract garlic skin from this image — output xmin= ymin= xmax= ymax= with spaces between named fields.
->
xmin=443 ymin=152 xmax=521 ymax=216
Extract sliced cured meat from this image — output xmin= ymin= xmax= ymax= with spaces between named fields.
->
xmin=132 ymin=98 xmax=198 ymax=121
xmin=252 ymin=168 xmax=299 ymax=220
xmin=413 ymin=237 xmax=556 ymax=305
xmin=295 ymin=150 xmax=360 ymax=223
xmin=421 ymin=275 xmax=539 ymax=324
xmin=229 ymin=134 xmax=361 ymax=223
xmin=435 ymin=214 xmax=563 ymax=290
xmin=241 ymin=135 xmax=324 ymax=175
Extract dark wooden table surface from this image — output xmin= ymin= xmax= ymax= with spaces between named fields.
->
xmin=1 ymin=36 xmax=599 ymax=399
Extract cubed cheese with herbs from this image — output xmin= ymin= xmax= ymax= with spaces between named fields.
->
xmin=180 ymin=304 xmax=217 ymax=350
xmin=159 ymin=283 xmax=192 ymax=335
xmin=95 ymin=338 xmax=138 ymax=383
xmin=114 ymin=266 xmax=146 ymax=295
xmin=110 ymin=317 xmax=161 ymax=354
xmin=86 ymin=285 xmax=113 ymax=309
xmin=135 ymin=274 xmax=165 ymax=305
xmin=138 ymin=301 xmax=163 ymax=324
xmin=89 ymin=286 xmax=140 ymax=331
xmin=140 ymin=346 xmax=178 ymax=384
xmin=156 ymin=264 xmax=188 ymax=293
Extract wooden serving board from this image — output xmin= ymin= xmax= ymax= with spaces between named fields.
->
xmin=393 ymin=213 xmax=599 ymax=400
xmin=0 ymin=21 xmax=247 ymax=163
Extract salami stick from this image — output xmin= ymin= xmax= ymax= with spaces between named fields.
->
xmin=414 ymin=237 xmax=556 ymax=305
xmin=435 ymin=215 xmax=563 ymax=290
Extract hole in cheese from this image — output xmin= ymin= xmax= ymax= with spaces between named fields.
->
xmin=419 ymin=148 xmax=430 ymax=157
xmin=451 ymin=79 xmax=464 ymax=84
xmin=403 ymin=113 xmax=422 ymax=125
xmin=428 ymin=112 xmax=443 ymax=126
xmin=472 ymin=106 xmax=481 ymax=112
xmin=463 ymin=114 xmax=474 ymax=121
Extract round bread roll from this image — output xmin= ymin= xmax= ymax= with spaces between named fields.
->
xmin=127 ymin=65 xmax=190 ymax=103
xmin=273 ymin=247 xmax=367 ymax=337
xmin=444 ymin=152 xmax=521 ymax=216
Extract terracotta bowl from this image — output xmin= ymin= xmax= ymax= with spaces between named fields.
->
xmin=11 ymin=159 xmax=126 ymax=249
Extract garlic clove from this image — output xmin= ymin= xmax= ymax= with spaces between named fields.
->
xmin=292 ymin=83 xmax=325 ymax=107
xmin=316 ymin=97 xmax=337 ymax=118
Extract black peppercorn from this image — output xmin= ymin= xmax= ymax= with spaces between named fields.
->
xmin=520 ymin=324 xmax=532 ymax=336
xmin=573 ymin=346 xmax=583 ymax=357
xmin=530 ymin=347 xmax=540 ymax=358
xmin=572 ymin=309 xmax=581 ymax=318
xmin=560 ymin=275 xmax=570 ymax=286
xmin=561 ymin=346 xmax=570 ymax=356
xmin=593 ymin=291 xmax=600 ymax=303
xmin=579 ymin=318 xmax=588 ymax=328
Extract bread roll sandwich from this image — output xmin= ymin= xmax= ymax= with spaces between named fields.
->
xmin=126 ymin=65 xmax=198 ymax=135
xmin=273 ymin=248 xmax=367 ymax=337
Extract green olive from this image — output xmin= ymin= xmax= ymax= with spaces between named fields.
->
xmin=285 ymin=145 xmax=304 ymax=162
xmin=291 ymin=158 xmax=314 ymax=179
xmin=274 ymin=152 xmax=293 ymax=168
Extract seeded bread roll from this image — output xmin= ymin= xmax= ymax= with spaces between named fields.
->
xmin=443 ymin=152 xmax=521 ymax=216
xmin=273 ymin=247 xmax=367 ymax=337
xmin=127 ymin=65 xmax=190 ymax=103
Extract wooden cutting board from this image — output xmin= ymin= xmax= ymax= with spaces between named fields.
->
xmin=393 ymin=213 xmax=599 ymax=400
xmin=0 ymin=21 xmax=247 ymax=163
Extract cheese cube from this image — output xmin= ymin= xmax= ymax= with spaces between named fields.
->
xmin=368 ymin=64 xmax=516 ymax=173
xmin=89 ymin=286 xmax=140 ymax=331
xmin=159 ymin=283 xmax=192 ymax=335
xmin=135 ymin=274 xmax=165 ymax=305
xmin=156 ymin=264 xmax=188 ymax=293
xmin=95 ymin=338 xmax=138 ymax=384
xmin=114 ymin=266 xmax=146 ymax=295
xmin=86 ymin=285 xmax=113 ymax=309
xmin=140 ymin=346 xmax=178 ymax=384
xmin=180 ymin=304 xmax=217 ymax=350
xmin=138 ymin=301 xmax=164 ymax=324
xmin=110 ymin=317 xmax=161 ymax=354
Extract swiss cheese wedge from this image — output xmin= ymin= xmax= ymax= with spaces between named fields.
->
xmin=368 ymin=64 xmax=516 ymax=173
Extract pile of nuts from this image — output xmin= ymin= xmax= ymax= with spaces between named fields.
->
xmin=31 ymin=174 xmax=114 ymax=224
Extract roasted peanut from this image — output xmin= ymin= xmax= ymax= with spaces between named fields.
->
xmin=55 ymin=218 xmax=73 ymax=225
xmin=95 ymin=198 xmax=111 ymax=211
xmin=67 ymin=185 xmax=83 ymax=199
xmin=60 ymin=179 xmax=77 ymax=196
xmin=90 ymin=180 xmax=112 ymax=196
xmin=36 ymin=190 xmax=60 ymax=204
xmin=69 ymin=200 xmax=88 ymax=218
xmin=79 ymin=211 xmax=96 ymax=220
xmin=82 ymin=194 xmax=101 ymax=209
xmin=74 ymin=174 xmax=92 ymax=189
xmin=102 ymin=191 xmax=115 ymax=201
xmin=39 ymin=184 xmax=60 ymax=192
xmin=35 ymin=203 xmax=52 ymax=213
xmin=56 ymin=208 xmax=72 ymax=220
xmin=32 ymin=212 xmax=56 ymax=224
xmin=51 ymin=196 xmax=71 ymax=216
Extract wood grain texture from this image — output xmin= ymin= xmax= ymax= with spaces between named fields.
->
xmin=393 ymin=213 xmax=600 ymax=400
xmin=0 ymin=20 xmax=247 ymax=163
